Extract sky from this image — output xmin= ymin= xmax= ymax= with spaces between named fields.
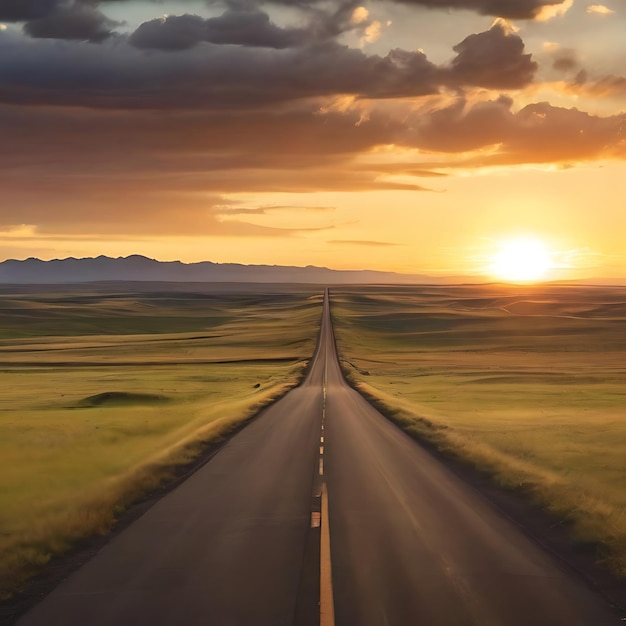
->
xmin=1 ymin=0 xmax=625 ymax=281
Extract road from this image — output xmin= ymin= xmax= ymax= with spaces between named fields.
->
xmin=17 ymin=289 xmax=621 ymax=625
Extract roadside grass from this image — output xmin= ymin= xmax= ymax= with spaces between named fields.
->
xmin=0 ymin=286 xmax=321 ymax=599
xmin=331 ymin=284 xmax=626 ymax=576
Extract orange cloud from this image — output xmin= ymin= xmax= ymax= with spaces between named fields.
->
xmin=329 ymin=240 xmax=400 ymax=246
xmin=586 ymin=4 xmax=615 ymax=15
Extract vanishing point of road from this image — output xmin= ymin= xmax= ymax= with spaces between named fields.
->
xmin=17 ymin=290 xmax=622 ymax=625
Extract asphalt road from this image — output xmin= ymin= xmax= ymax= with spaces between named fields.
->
xmin=18 ymin=289 xmax=621 ymax=625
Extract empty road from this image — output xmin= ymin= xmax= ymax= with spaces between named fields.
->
xmin=17 ymin=290 xmax=621 ymax=625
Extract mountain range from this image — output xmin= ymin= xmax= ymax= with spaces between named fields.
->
xmin=0 ymin=255 xmax=458 ymax=285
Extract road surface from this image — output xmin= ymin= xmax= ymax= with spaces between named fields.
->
xmin=17 ymin=289 xmax=621 ymax=625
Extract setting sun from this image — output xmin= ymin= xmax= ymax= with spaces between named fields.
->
xmin=490 ymin=237 xmax=553 ymax=283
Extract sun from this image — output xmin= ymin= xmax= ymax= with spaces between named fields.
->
xmin=490 ymin=237 xmax=553 ymax=282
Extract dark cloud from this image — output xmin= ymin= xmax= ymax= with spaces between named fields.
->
xmin=128 ymin=2 xmax=385 ymax=51
xmin=552 ymin=50 xmax=578 ymax=72
xmin=0 ymin=34 xmax=441 ymax=108
xmin=129 ymin=14 xmax=206 ymax=51
xmin=130 ymin=11 xmax=306 ymax=50
xmin=214 ymin=0 xmax=568 ymax=19
xmin=0 ymin=0 xmax=119 ymax=41
xmin=0 ymin=21 xmax=540 ymax=112
xmin=447 ymin=22 xmax=537 ymax=88
xmin=24 ymin=3 xmax=117 ymax=41
xmin=0 ymin=0 xmax=572 ymax=47
xmin=206 ymin=9 xmax=293 ymax=46
xmin=383 ymin=0 xmax=569 ymax=19
xmin=3 ymin=0 xmax=376 ymax=47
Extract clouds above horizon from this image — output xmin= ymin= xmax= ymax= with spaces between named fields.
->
xmin=1 ymin=93 xmax=623 ymax=237
xmin=129 ymin=11 xmax=308 ymax=50
xmin=1 ymin=0 xmax=625 ymax=261
xmin=0 ymin=0 xmax=574 ymax=29
xmin=0 ymin=21 xmax=539 ymax=111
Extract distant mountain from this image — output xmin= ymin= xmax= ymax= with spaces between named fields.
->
xmin=0 ymin=255 xmax=459 ymax=285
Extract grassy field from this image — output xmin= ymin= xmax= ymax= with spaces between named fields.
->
xmin=331 ymin=284 xmax=626 ymax=576
xmin=0 ymin=283 xmax=322 ymax=599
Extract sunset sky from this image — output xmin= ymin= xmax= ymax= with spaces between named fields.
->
xmin=1 ymin=0 xmax=625 ymax=280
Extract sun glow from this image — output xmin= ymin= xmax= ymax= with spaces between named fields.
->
xmin=490 ymin=237 xmax=553 ymax=282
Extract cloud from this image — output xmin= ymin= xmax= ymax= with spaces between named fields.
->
xmin=382 ymin=0 xmax=572 ymax=20
xmin=0 ymin=98 xmax=435 ymax=241
xmin=187 ymin=10 xmax=305 ymax=48
xmin=329 ymin=239 xmax=400 ymax=246
xmin=24 ymin=4 xmax=118 ymax=41
xmin=0 ymin=0 xmax=579 ymax=52
xmin=542 ymin=41 xmax=560 ymax=51
xmin=216 ymin=205 xmax=336 ymax=215
xmin=0 ymin=178 xmax=332 ymax=238
xmin=128 ymin=1 xmax=390 ymax=51
xmin=6 ymin=92 xmax=625 ymax=200
xmin=586 ymin=4 xmax=615 ymax=15
xmin=567 ymin=71 xmax=626 ymax=98
xmin=209 ymin=0 xmax=572 ymax=21
xmin=351 ymin=6 xmax=370 ymax=24
xmin=446 ymin=21 xmax=537 ymax=89
xmin=129 ymin=14 xmax=206 ymax=50
xmin=130 ymin=11 xmax=306 ymax=50
xmin=0 ymin=0 xmax=121 ymax=42
xmin=0 ymin=35 xmax=441 ymax=108
xmin=551 ymin=48 xmax=578 ymax=72
xmin=0 ymin=89 xmax=625 ymax=241
xmin=534 ymin=0 xmax=573 ymax=21
xmin=360 ymin=20 xmax=385 ymax=45
xmin=413 ymin=95 xmax=515 ymax=152
xmin=410 ymin=96 xmax=626 ymax=164
xmin=0 ymin=21 xmax=541 ymax=112
xmin=355 ymin=164 xmax=447 ymax=177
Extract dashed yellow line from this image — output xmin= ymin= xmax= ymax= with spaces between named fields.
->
xmin=320 ymin=483 xmax=335 ymax=626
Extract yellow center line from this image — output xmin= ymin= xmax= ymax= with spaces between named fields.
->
xmin=320 ymin=483 xmax=335 ymax=626
xmin=320 ymin=289 xmax=335 ymax=625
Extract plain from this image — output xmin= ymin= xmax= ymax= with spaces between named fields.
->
xmin=331 ymin=284 xmax=626 ymax=577
xmin=0 ymin=283 xmax=321 ymax=600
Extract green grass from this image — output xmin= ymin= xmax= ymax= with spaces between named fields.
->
xmin=331 ymin=284 xmax=626 ymax=576
xmin=0 ymin=285 xmax=322 ymax=599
